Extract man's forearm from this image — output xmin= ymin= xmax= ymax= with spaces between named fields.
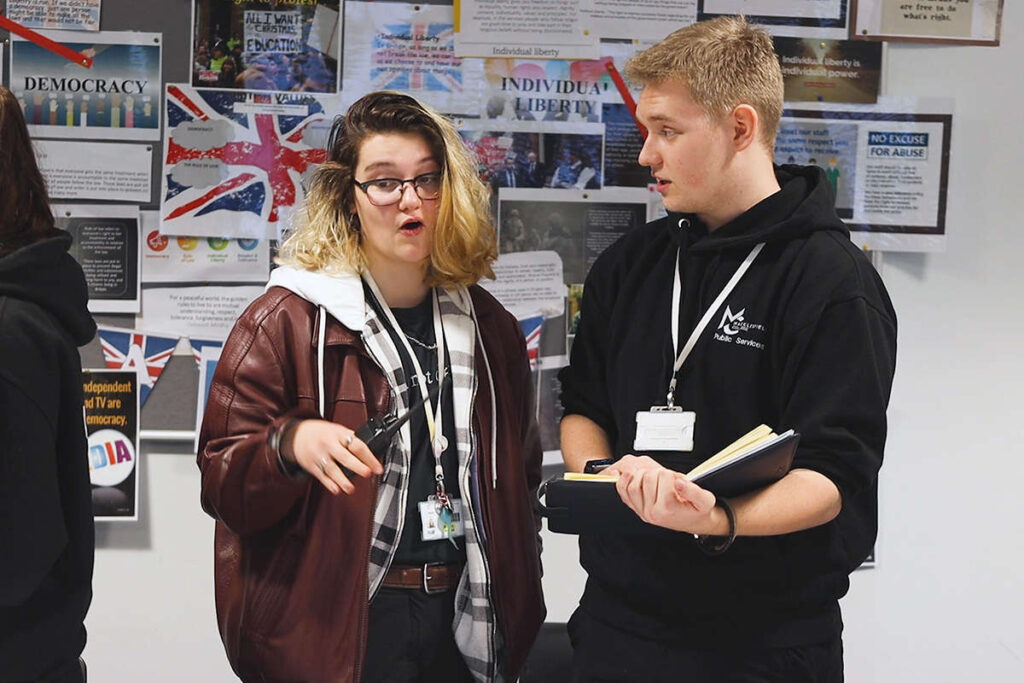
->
xmin=560 ymin=414 xmax=613 ymax=473
xmin=724 ymin=468 xmax=842 ymax=536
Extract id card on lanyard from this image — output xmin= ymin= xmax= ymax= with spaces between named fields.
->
xmin=634 ymin=242 xmax=764 ymax=452
xmin=363 ymin=273 xmax=461 ymax=546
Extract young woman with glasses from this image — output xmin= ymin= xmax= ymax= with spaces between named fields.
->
xmin=198 ymin=91 xmax=544 ymax=682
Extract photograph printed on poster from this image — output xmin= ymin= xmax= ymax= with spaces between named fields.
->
xmin=191 ymin=0 xmax=340 ymax=92
xmin=83 ymin=369 xmax=139 ymax=521
xmin=10 ymin=30 xmax=162 ymax=140
xmin=460 ymin=121 xmax=604 ymax=193
xmin=481 ymin=57 xmax=610 ymax=123
xmin=498 ymin=189 xmax=649 ymax=286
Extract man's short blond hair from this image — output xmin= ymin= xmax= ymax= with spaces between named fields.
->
xmin=625 ymin=16 xmax=783 ymax=149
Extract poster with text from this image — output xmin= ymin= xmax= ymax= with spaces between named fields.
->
xmin=139 ymin=285 xmax=264 ymax=341
xmin=775 ymin=98 xmax=952 ymax=251
xmin=852 ymin=0 xmax=1002 ymax=45
xmin=481 ymin=57 xmax=612 ymax=123
xmin=498 ymin=188 xmax=653 ymax=286
xmin=699 ymin=0 xmax=851 ymax=39
xmin=602 ymin=103 xmax=650 ymax=188
xmin=54 ymin=204 xmax=140 ymax=314
xmin=36 ymin=140 xmax=152 ymax=202
xmin=83 ymin=370 xmax=139 ymax=521
xmin=459 ymin=120 xmax=605 ymax=192
xmin=454 ymin=0 xmax=598 ymax=60
xmin=142 ymin=209 xmax=271 ymax=283
xmin=4 ymin=0 xmax=101 ymax=31
xmin=11 ymin=30 xmax=162 ymax=140
xmin=191 ymin=0 xmax=340 ymax=92
xmin=585 ymin=0 xmax=697 ymax=41
xmin=775 ymin=37 xmax=882 ymax=104
xmin=161 ymin=85 xmax=331 ymax=240
xmin=342 ymin=1 xmax=483 ymax=116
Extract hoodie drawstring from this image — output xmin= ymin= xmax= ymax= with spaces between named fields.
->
xmin=469 ymin=296 xmax=499 ymax=490
xmin=317 ymin=305 xmax=326 ymax=418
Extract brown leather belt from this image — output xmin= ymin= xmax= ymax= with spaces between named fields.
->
xmin=382 ymin=563 xmax=463 ymax=594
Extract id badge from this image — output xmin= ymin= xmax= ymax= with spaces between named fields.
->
xmin=634 ymin=408 xmax=695 ymax=451
xmin=418 ymin=497 xmax=465 ymax=542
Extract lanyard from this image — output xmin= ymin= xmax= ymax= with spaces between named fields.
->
xmin=362 ymin=273 xmax=448 ymax=473
xmin=666 ymin=242 xmax=764 ymax=408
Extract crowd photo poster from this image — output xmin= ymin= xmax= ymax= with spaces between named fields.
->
xmin=191 ymin=0 xmax=340 ymax=92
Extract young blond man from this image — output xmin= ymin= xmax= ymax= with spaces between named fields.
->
xmin=558 ymin=17 xmax=896 ymax=681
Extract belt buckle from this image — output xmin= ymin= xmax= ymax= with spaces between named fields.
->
xmin=422 ymin=562 xmax=446 ymax=595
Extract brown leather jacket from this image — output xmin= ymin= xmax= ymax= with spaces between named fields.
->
xmin=198 ymin=285 xmax=545 ymax=682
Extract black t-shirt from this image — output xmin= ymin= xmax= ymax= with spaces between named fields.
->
xmin=369 ymin=290 xmax=465 ymax=566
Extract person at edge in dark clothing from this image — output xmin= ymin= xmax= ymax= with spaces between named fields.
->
xmin=197 ymin=91 xmax=544 ymax=682
xmin=558 ymin=17 xmax=896 ymax=683
xmin=0 ymin=85 xmax=97 ymax=683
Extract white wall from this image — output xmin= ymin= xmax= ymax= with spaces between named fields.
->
xmin=83 ymin=6 xmax=1024 ymax=681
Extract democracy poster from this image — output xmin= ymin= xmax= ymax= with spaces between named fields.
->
xmin=83 ymin=370 xmax=139 ymax=521
xmin=10 ymin=30 xmax=163 ymax=141
xmin=191 ymin=0 xmax=340 ymax=92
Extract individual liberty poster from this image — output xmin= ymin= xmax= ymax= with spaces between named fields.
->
xmin=54 ymin=204 xmax=141 ymax=314
xmin=161 ymin=85 xmax=331 ymax=239
xmin=4 ymin=0 xmax=102 ymax=31
xmin=83 ymin=370 xmax=139 ymax=521
xmin=453 ymin=0 xmax=598 ymax=60
xmin=698 ymin=0 xmax=851 ymax=39
xmin=10 ymin=30 xmax=162 ymax=141
xmin=481 ymin=57 xmax=611 ymax=123
xmin=342 ymin=1 xmax=483 ymax=116
xmin=775 ymin=37 xmax=882 ymax=104
xmin=191 ymin=0 xmax=340 ymax=92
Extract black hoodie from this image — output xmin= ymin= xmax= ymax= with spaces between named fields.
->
xmin=0 ymin=231 xmax=96 ymax=680
xmin=560 ymin=166 xmax=897 ymax=647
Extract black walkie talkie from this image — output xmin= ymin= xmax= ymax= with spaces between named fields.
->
xmin=354 ymin=372 xmax=448 ymax=459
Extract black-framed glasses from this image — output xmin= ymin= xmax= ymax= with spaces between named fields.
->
xmin=353 ymin=172 xmax=443 ymax=206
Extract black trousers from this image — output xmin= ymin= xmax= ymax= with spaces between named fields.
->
xmin=362 ymin=587 xmax=474 ymax=683
xmin=568 ymin=609 xmax=843 ymax=683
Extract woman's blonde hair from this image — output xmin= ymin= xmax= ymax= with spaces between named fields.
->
xmin=277 ymin=91 xmax=496 ymax=286
xmin=625 ymin=16 xmax=784 ymax=149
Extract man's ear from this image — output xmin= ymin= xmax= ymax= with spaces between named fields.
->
xmin=730 ymin=104 xmax=760 ymax=152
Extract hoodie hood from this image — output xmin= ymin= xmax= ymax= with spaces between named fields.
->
xmin=0 ymin=231 xmax=96 ymax=345
xmin=673 ymin=164 xmax=849 ymax=254
xmin=266 ymin=265 xmax=475 ymax=329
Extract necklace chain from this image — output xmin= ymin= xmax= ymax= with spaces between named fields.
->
xmin=404 ymin=333 xmax=437 ymax=351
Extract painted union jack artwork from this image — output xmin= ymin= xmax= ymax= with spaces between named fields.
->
xmin=161 ymin=85 xmax=329 ymax=240
xmin=97 ymin=326 xmax=179 ymax=406
xmin=518 ymin=315 xmax=544 ymax=372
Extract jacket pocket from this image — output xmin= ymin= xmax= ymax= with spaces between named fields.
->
xmin=242 ymin=528 xmax=305 ymax=643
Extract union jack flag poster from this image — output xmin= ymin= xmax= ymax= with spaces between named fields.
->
xmin=188 ymin=338 xmax=224 ymax=368
xmin=518 ymin=315 xmax=544 ymax=372
xmin=342 ymin=1 xmax=483 ymax=116
xmin=161 ymin=85 xmax=332 ymax=240
xmin=97 ymin=326 xmax=179 ymax=406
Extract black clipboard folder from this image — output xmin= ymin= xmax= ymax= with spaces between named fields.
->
xmin=537 ymin=431 xmax=800 ymax=536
